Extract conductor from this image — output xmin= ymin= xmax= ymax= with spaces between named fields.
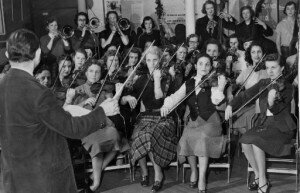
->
xmin=0 ymin=29 xmax=119 ymax=193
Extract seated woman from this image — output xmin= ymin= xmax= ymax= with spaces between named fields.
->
xmin=232 ymin=41 xmax=268 ymax=133
xmin=52 ymin=55 xmax=73 ymax=106
xmin=225 ymin=53 xmax=296 ymax=193
xmin=161 ymin=53 xmax=227 ymax=193
xmin=121 ymin=46 xmax=177 ymax=192
xmin=71 ymin=48 xmax=88 ymax=87
xmin=34 ymin=64 xmax=52 ymax=88
xmin=65 ymin=59 xmax=128 ymax=191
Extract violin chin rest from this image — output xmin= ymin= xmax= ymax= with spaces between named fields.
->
xmin=63 ymin=105 xmax=91 ymax=117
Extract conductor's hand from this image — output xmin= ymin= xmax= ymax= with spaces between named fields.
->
xmin=224 ymin=105 xmax=232 ymax=121
xmin=100 ymin=98 xmax=119 ymax=116
xmin=160 ymin=106 xmax=169 ymax=117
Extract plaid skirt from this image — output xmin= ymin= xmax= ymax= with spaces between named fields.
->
xmin=130 ymin=114 xmax=178 ymax=167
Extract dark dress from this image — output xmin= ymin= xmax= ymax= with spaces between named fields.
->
xmin=70 ymin=29 xmax=98 ymax=54
xmin=137 ymin=29 xmax=161 ymax=50
xmin=230 ymin=79 xmax=296 ymax=156
xmin=235 ymin=20 xmax=276 ymax=53
xmin=195 ymin=15 xmax=235 ymax=42
xmin=99 ymin=28 xmax=126 ymax=52
xmin=0 ymin=69 xmax=107 ymax=193
xmin=130 ymin=74 xmax=178 ymax=167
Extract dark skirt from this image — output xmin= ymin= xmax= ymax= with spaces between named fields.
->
xmin=233 ymin=104 xmax=256 ymax=130
xmin=130 ymin=114 xmax=178 ymax=168
xmin=178 ymin=112 xmax=226 ymax=163
xmin=239 ymin=116 xmax=294 ymax=156
xmin=82 ymin=117 xmax=129 ymax=158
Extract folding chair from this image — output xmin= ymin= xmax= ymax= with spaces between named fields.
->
xmin=246 ymin=99 xmax=299 ymax=191
xmin=181 ymin=109 xmax=232 ymax=183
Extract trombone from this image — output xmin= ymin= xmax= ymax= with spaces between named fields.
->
xmin=56 ymin=25 xmax=74 ymax=39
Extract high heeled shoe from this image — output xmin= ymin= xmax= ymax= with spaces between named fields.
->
xmin=198 ymin=189 xmax=207 ymax=193
xmin=151 ymin=180 xmax=163 ymax=192
xmin=248 ymin=178 xmax=259 ymax=191
xmin=140 ymin=175 xmax=149 ymax=187
xmin=257 ymin=182 xmax=271 ymax=193
xmin=189 ymin=181 xmax=197 ymax=188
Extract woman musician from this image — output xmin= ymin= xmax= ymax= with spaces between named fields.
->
xmin=40 ymin=17 xmax=71 ymax=77
xmin=121 ymin=46 xmax=177 ymax=192
xmin=161 ymin=53 xmax=227 ymax=193
xmin=225 ymin=53 xmax=296 ymax=193
xmin=65 ymin=59 xmax=129 ymax=191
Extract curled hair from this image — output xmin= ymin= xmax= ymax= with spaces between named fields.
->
xmin=33 ymin=64 xmax=51 ymax=76
xmin=57 ymin=54 xmax=74 ymax=73
xmin=124 ymin=47 xmax=142 ymax=65
xmin=240 ymin=5 xmax=255 ymax=20
xmin=74 ymin=12 xmax=89 ymax=25
xmin=202 ymin=38 xmax=223 ymax=57
xmin=264 ymin=53 xmax=284 ymax=67
xmin=202 ymin=0 xmax=217 ymax=15
xmin=186 ymin=34 xmax=201 ymax=45
xmin=194 ymin=53 xmax=213 ymax=68
xmin=7 ymin=29 xmax=40 ymax=63
xmin=102 ymin=50 xmax=121 ymax=65
xmin=45 ymin=16 xmax=58 ymax=30
xmin=141 ymin=16 xmax=156 ymax=29
xmin=105 ymin=11 xmax=119 ymax=29
xmin=283 ymin=1 xmax=297 ymax=15
xmin=244 ymin=41 xmax=265 ymax=65
xmin=72 ymin=48 xmax=87 ymax=59
xmin=84 ymin=59 xmax=102 ymax=74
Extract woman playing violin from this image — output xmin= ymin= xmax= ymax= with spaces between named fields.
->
xmin=52 ymin=55 xmax=73 ymax=106
xmin=121 ymin=46 xmax=177 ymax=192
xmin=71 ymin=48 xmax=88 ymax=87
xmin=65 ymin=59 xmax=128 ymax=191
xmin=161 ymin=53 xmax=227 ymax=193
xmin=232 ymin=41 xmax=268 ymax=133
xmin=225 ymin=53 xmax=296 ymax=193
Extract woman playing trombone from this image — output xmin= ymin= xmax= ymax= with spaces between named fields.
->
xmin=225 ymin=54 xmax=296 ymax=193
xmin=161 ymin=53 xmax=227 ymax=193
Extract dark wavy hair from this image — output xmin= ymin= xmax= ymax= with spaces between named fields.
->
xmin=244 ymin=41 xmax=265 ymax=65
xmin=141 ymin=16 xmax=156 ymax=29
xmin=240 ymin=5 xmax=255 ymax=20
xmin=74 ymin=12 xmax=89 ymax=25
xmin=202 ymin=0 xmax=217 ymax=15
xmin=283 ymin=1 xmax=297 ymax=15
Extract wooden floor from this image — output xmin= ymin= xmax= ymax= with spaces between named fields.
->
xmin=96 ymin=150 xmax=298 ymax=193
xmin=0 ymin=144 xmax=298 ymax=193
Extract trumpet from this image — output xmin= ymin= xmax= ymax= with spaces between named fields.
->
xmin=89 ymin=17 xmax=101 ymax=30
xmin=56 ymin=25 xmax=74 ymax=39
xmin=117 ymin=18 xmax=131 ymax=31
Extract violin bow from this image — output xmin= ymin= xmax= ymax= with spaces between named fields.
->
xmin=92 ymin=45 xmax=121 ymax=108
xmin=232 ymin=74 xmax=282 ymax=116
xmin=135 ymin=43 xmax=184 ymax=103
xmin=235 ymin=53 xmax=266 ymax=96
xmin=167 ymin=70 xmax=216 ymax=114
xmin=51 ymin=56 xmax=67 ymax=91
xmin=135 ymin=48 xmax=168 ymax=103
xmin=67 ymin=53 xmax=96 ymax=89
xmin=113 ymin=41 xmax=155 ymax=101
xmin=111 ymin=44 xmax=135 ymax=80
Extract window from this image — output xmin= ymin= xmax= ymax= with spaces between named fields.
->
xmin=0 ymin=0 xmax=5 ymax=35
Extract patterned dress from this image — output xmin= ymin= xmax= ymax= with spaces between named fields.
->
xmin=130 ymin=74 xmax=178 ymax=167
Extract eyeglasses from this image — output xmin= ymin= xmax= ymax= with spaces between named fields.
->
xmin=189 ymin=41 xmax=199 ymax=44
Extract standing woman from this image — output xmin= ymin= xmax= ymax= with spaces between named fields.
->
xmin=40 ymin=17 xmax=71 ymax=76
xmin=276 ymin=1 xmax=298 ymax=61
xmin=161 ymin=53 xmax=227 ymax=193
xmin=71 ymin=12 xmax=99 ymax=58
xmin=137 ymin=16 xmax=161 ymax=50
xmin=235 ymin=6 xmax=276 ymax=54
xmin=225 ymin=54 xmax=296 ymax=193
xmin=195 ymin=0 xmax=235 ymax=44
xmin=121 ymin=46 xmax=177 ymax=192
xmin=99 ymin=11 xmax=129 ymax=52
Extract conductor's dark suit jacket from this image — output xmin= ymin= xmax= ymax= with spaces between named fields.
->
xmin=0 ymin=68 xmax=107 ymax=193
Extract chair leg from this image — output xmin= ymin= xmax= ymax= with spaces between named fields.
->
xmin=176 ymin=160 xmax=180 ymax=181
xmin=182 ymin=165 xmax=185 ymax=183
